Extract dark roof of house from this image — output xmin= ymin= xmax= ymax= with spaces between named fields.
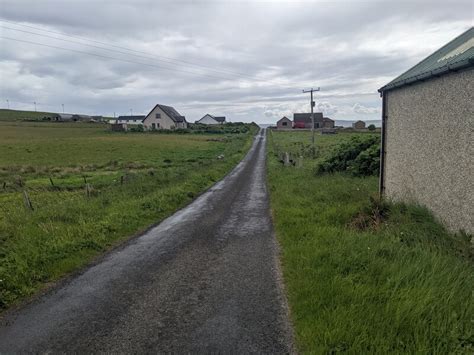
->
xmin=379 ymin=27 xmax=474 ymax=92
xmin=293 ymin=113 xmax=324 ymax=122
xmin=323 ymin=117 xmax=334 ymax=122
xmin=200 ymin=114 xmax=226 ymax=122
xmin=156 ymin=104 xmax=186 ymax=122
xmin=277 ymin=116 xmax=291 ymax=122
xmin=117 ymin=115 xmax=145 ymax=121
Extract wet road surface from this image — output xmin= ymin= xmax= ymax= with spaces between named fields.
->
xmin=0 ymin=129 xmax=294 ymax=353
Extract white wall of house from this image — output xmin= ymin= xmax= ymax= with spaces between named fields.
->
xmin=197 ymin=114 xmax=219 ymax=125
xmin=143 ymin=106 xmax=187 ymax=130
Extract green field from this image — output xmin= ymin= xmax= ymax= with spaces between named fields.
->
xmin=267 ymin=130 xmax=473 ymax=353
xmin=0 ymin=121 xmax=258 ymax=310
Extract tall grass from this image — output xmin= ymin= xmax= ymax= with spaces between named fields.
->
xmin=267 ymin=130 xmax=473 ymax=353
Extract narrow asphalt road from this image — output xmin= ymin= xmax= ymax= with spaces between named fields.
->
xmin=0 ymin=128 xmax=294 ymax=353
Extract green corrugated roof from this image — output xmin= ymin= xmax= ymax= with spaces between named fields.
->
xmin=379 ymin=27 xmax=474 ymax=92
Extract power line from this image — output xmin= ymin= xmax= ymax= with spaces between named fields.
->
xmin=0 ymin=19 xmax=264 ymax=81
xmin=1 ymin=33 xmax=294 ymax=87
xmin=0 ymin=36 xmax=245 ymax=81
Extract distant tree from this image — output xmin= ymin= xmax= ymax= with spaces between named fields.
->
xmin=368 ymin=124 xmax=376 ymax=131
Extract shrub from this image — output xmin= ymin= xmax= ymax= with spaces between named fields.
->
xmin=130 ymin=125 xmax=144 ymax=132
xmin=349 ymin=143 xmax=380 ymax=176
xmin=315 ymin=135 xmax=380 ymax=176
xmin=368 ymin=124 xmax=376 ymax=131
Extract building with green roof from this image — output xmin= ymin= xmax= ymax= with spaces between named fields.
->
xmin=378 ymin=27 xmax=473 ymax=234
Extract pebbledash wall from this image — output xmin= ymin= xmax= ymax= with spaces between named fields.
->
xmin=383 ymin=69 xmax=473 ymax=234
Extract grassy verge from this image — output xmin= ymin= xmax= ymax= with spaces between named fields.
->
xmin=267 ymin=130 xmax=473 ymax=353
xmin=0 ymin=121 xmax=258 ymax=310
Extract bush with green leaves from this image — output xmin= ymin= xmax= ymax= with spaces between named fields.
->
xmin=315 ymin=135 xmax=380 ymax=176
xmin=368 ymin=124 xmax=376 ymax=131
xmin=129 ymin=125 xmax=144 ymax=132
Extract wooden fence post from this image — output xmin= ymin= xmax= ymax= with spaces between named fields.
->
xmin=85 ymin=183 xmax=91 ymax=198
xmin=120 ymin=175 xmax=124 ymax=185
xmin=49 ymin=177 xmax=55 ymax=188
xmin=297 ymin=156 xmax=303 ymax=168
xmin=284 ymin=152 xmax=290 ymax=166
xmin=23 ymin=190 xmax=34 ymax=211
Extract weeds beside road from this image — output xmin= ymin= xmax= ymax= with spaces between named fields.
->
xmin=267 ymin=130 xmax=473 ymax=353
xmin=0 ymin=121 xmax=258 ymax=310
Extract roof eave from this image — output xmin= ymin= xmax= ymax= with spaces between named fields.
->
xmin=378 ymin=58 xmax=474 ymax=93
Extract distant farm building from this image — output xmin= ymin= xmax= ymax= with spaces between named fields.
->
xmin=379 ymin=27 xmax=473 ymax=234
xmin=42 ymin=113 xmax=104 ymax=123
xmin=48 ymin=113 xmax=94 ymax=122
xmin=276 ymin=116 xmax=292 ymax=129
xmin=196 ymin=114 xmax=226 ymax=125
xmin=293 ymin=113 xmax=335 ymax=129
xmin=49 ymin=113 xmax=73 ymax=121
xmin=143 ymin=104 xmax=188 ymax=130
xmin=352 ymin=120 xmax=366 ymax=129
xmin=116 ymin=115 xmax=145 ymax=126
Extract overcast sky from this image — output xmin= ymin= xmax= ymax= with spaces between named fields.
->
xmin=0 ymin=0 xmax=472 ymax=123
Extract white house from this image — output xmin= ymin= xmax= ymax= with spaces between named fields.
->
xmin=142 ymin=104 xmax=188 ymax=130
xmin=116 ymin=115 xmax=145 ymax=125
xmin=196 ymin=114 xmax=226 ymax=125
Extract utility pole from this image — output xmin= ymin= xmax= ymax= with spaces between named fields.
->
xmin=302 ymin=87 xmax=320 ymax=156
xmin=61 ymin=103 xmax=65 ymax=113
xmin=34 ymin=101 xmax=37 ymax=112
xmin=6 ymin=99 xmax=9 ymax=109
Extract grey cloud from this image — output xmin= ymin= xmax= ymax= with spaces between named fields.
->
xmin=0 ymin=0 xmax=472 ymax=122
xmin=352 ymin=103 xmax=381 ymax=115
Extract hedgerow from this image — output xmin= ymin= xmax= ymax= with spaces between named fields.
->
xmin=315 ymin=135 xmax=380 ymax=176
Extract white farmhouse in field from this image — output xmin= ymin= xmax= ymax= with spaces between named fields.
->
xmin=143 ymin=104 xmax=188 ymax=130
xmin=196 ymin=114 xmax=226 ymax=125
xmin=116 ymin=115 xmax=145 ymax=125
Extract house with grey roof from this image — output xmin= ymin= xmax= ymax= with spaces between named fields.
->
xmin=293 ymin=112 xmax=334 ymax=129
xmin=378 ymin=27 xmax=473 ymax=233
xmin=143 ymin=104 xmax=188 ymax=130
xmin=195 ymin=114 xmax=226 ymax=125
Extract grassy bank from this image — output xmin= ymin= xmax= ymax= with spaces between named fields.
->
xmin=0 ymin=108 xmax=56 ymax=121
xmin=0 ymin=121 xmax=258 ymax=310
xmin=267 ymin=130 xmax=473 ymax=353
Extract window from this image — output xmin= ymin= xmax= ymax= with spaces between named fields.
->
xmin=155 ymin=113 xmax=161 ymax=119
xmin=282 ymin=122 xmax=287 ymax=126
xmin=152 ymin=123 xmax=156 ymax=129
xmin=157 ymin=123 xmax=160 ymax=128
